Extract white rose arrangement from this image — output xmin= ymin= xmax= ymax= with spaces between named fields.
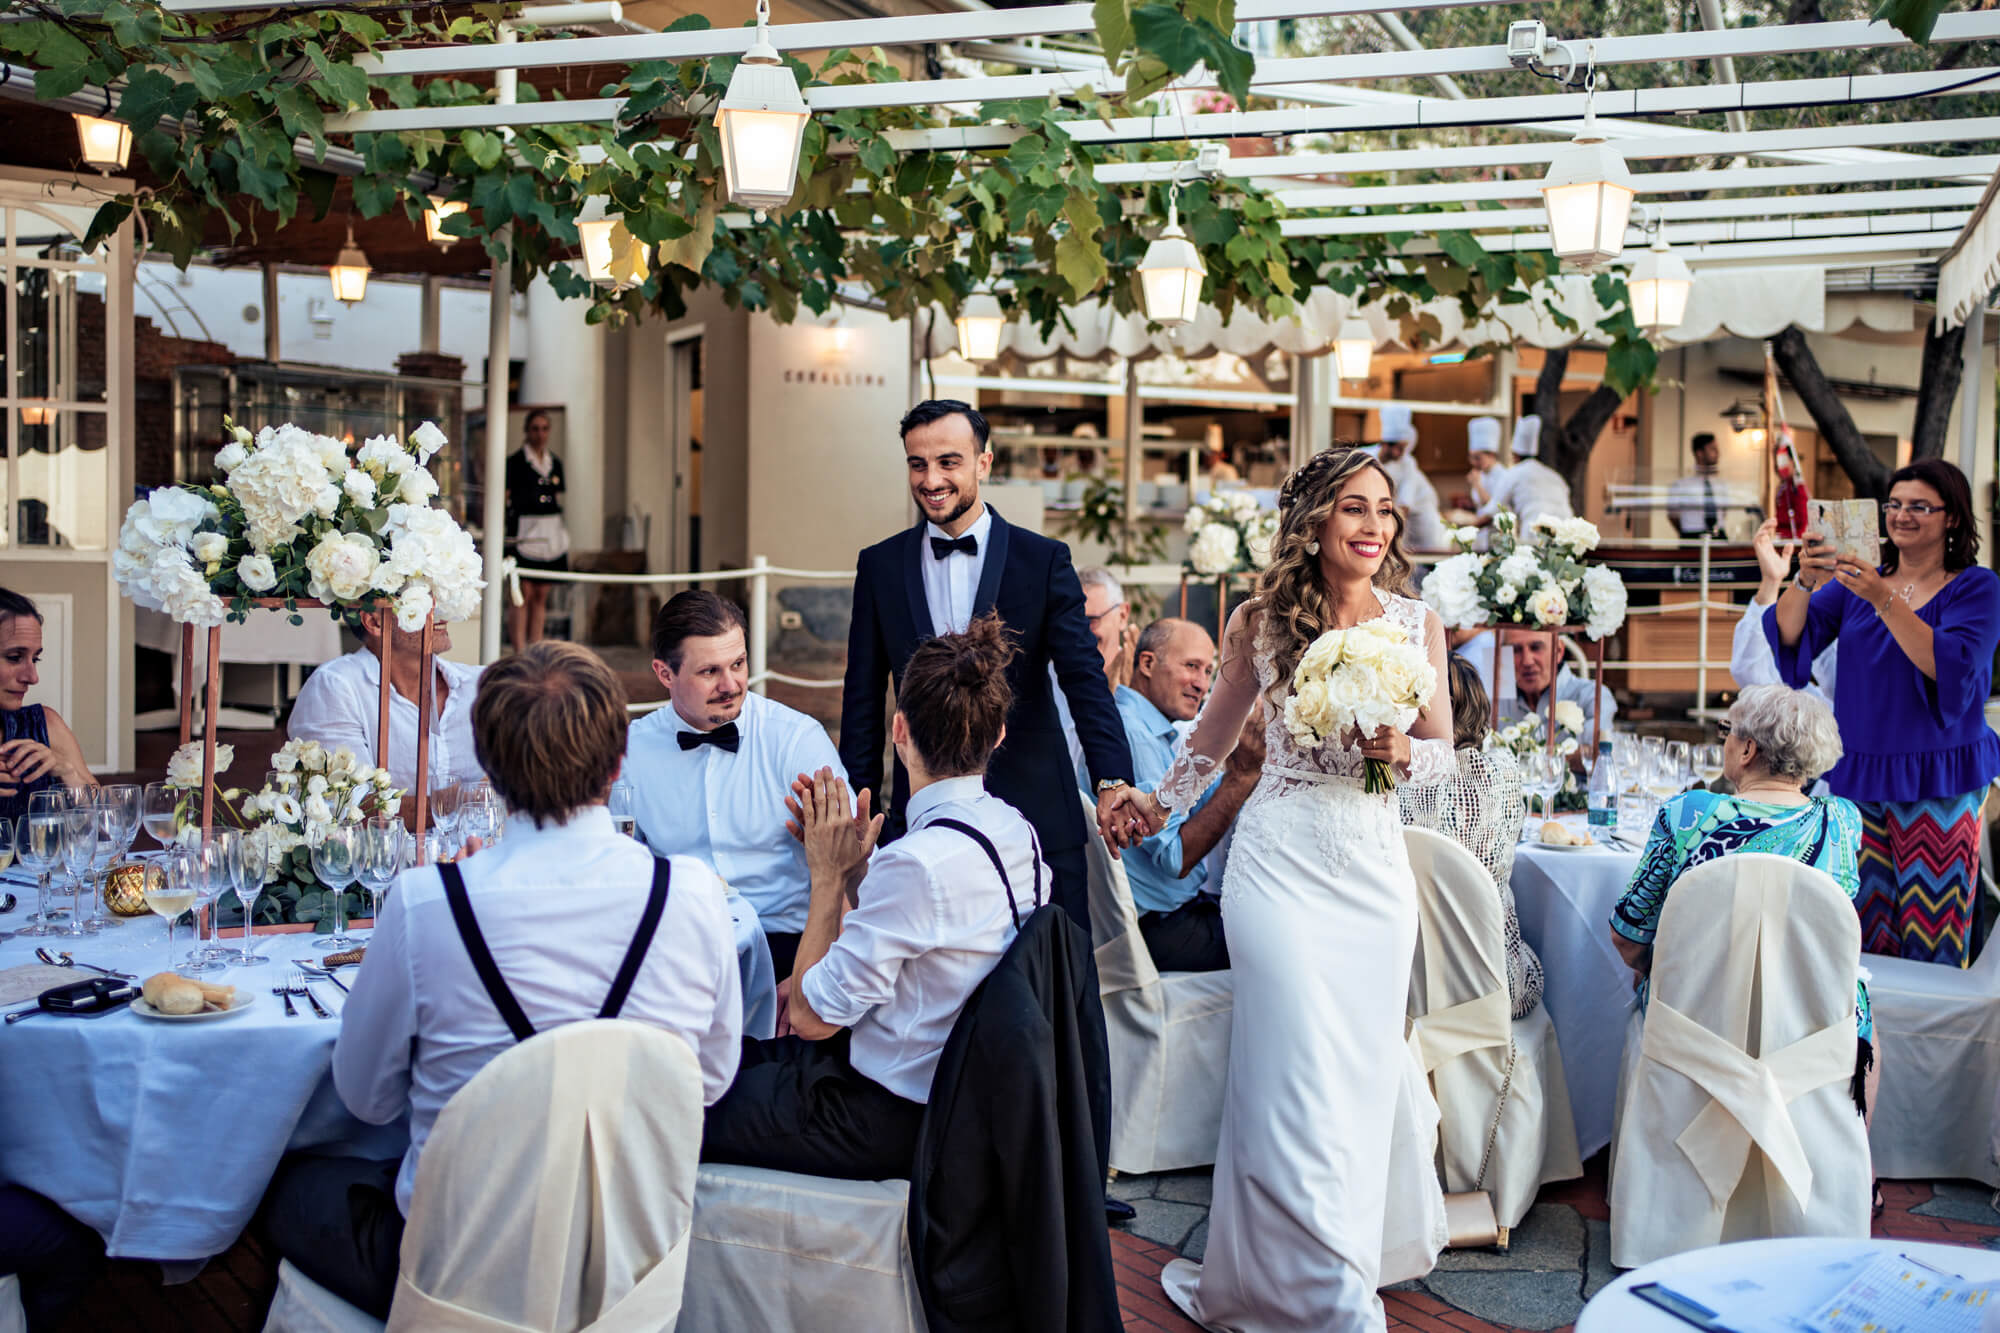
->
xmin=1282 ymin=620 xmax=1437 ymax=794
xmin=235 ymin=739 xmax=402 ymax=931
xmin=1421 ymin=510 xmax=1626 ymax=640
xmin=1493 ymin=701 xmax=1589 ymax=808
xmin=1183 ymin=489 xmax=1279 ymax=577
xmin=113 ymin=418 xmax=483 ymax=633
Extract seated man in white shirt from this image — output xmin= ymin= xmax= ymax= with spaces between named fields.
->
xmin=259 ymin=643 xmax=744 ymax=1319
xmin=1496 ymin=629 xmax=1618 ymax=741
xmin=625 ymin=590 xmax=841 ymax=981
xmin=703 ymin=615 xmax=1050 ymax=1181
xmin=286 ymin=608 xmax=486 ymax=815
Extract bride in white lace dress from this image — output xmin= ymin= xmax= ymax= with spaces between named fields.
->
xmin=1114 ymin=449 xmax=1453 ymax=1331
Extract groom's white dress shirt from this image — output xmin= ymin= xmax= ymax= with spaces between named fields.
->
xmin=921 ymin=505 xmax=994 ymax=636
xmin=800 ymin=775 xmax=1047 ymax=1103
xmin=624 ymin=690 xmax=841 ymax=935
xmin=333 ymin=807 xmax=744 ymax=1213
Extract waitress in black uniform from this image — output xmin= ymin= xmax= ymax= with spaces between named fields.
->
xmin=504 ymin=407 xmax=569 ymax=653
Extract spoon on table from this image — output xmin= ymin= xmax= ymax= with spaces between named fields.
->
xmin=36 ymin=948 xmax=137 ymax=981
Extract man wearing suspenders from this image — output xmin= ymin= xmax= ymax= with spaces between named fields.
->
xmin=703 ymin=617 xmax=1051 ymax=1181
xmin=260 ymin=644 xmax=745 ymax=1320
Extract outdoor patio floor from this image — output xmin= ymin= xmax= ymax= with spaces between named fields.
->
xmin=46 ymin=1155 xmax=2000 ymax=1332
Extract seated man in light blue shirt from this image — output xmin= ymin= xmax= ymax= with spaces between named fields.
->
xmin=1117 ymin=618 xmax=1262 ymax=973
xmin=625 ymin=591 xmax=842 ymax=981
xmin=1496 ymin=629 xmax=1619 ymax=751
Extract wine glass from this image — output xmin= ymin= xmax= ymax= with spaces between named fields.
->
xmin=141 ymin=782 xmax=180 ymax=850
xmin=230 ymin=826 xmax=271 ymax=967
xmin=16 ymin=811 xmax=63 ymax=937
xmin=180 ymin=832 xmax=230 ymax=974
xmin=87 ymin=784 xmax=140 ymax=930
xmin=1526 ymin=751 xmax=1565 ymax=825
xmin=608 ymin=782 xmax=636 ymax=838
xmin=428 ymin=784 xmax=463 ymax=848
xmin=1642 ymin=751 xmax=1684 ymax=828
xmin=147 ymin=850 xmax=200 ymax=979
xmin=311 ymin=824 xmax=361 ymax=949
xmin=1696 ymin=743 xmax=1726 ymax=790
xmin=58 ymin=805 xmax=99 ymax=936
xmin=1665 ymin=742 xmax=1693 ymax=793
xmin=356 ymin=817 xmax=405 ymax=925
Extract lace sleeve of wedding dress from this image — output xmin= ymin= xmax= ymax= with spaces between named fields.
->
xmin=1154 ymin=603 xmax=1262 ymax=813
xmin=1402 ymin=601 xmax=1457 ymax=787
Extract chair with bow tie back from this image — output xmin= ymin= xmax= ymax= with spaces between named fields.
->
xmin=1609 ymin=853 xmax=1872 ymax=1268
xmin=1081 ymin=794 xmax=1235 ymax=1174
xmin=262 ymin=1021 xmax=706 ymax=1333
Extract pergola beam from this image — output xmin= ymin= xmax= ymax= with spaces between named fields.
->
xmin=1459 ymin=212 xmax=1975 ymax=249
xmin=1284 ymin=190 xmax=1986 ymax=236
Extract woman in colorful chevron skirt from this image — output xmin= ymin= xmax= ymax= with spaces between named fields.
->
xmin=1768 ymin=457 xmax=2000 ymax=967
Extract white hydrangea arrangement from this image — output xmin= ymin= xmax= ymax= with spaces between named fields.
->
xmin=1282 ymin=618 xmax=1438 ymax=794
xmin=114 ymin=419 xmax=482 ymax=632
xmin=1422 ymin=511 xmax=1627 ymax=640
xmin=1184 ymin=488 xmax=1280 ymax=578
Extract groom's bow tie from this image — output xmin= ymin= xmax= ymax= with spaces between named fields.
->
xmin=930 ymin=534 xmax=978 ymax=560
xmin=678 ymin=722 xmax=741 ymax=753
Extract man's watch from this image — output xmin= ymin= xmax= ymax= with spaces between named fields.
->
xmin=1095 ymin=779 xmax=1129 ymax=795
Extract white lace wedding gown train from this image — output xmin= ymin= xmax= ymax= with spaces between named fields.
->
xmin=1157 ymin=593 xmax=1449 ymax=1333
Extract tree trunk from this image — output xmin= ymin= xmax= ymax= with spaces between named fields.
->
xmin=1530 ymin=346 xmax=1627 ymax=509
xmin=1769 ymin=325 xmax=1888 ymax=499
xmin=1911 ymin=316 xmax=1968 ymax=461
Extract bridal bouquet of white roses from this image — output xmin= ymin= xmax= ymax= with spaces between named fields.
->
xmin=1184 ymin=489 xmax=1280 ymax=578
xmin=1284 ymin=620 xmax=1437 ymax=794
xmin=1422 ymin=512 xmax=1627 ymax=640
xmin=113 ymin=419 xmax=483 ymax=631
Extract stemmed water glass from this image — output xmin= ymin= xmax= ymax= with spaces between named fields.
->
xmin=15 ymin=805 xmax=63 ymax=937
xmin=312 ymin=824 xmax=362 ymax=949
xmin=141 ymin=782 xmax=180 ymax=851
xmin=181 ymin=831 xmax=232 ymax=974
xmin=147 ymin=849 xmax=200 ymax=979
xmin=58 ymin=804 xmax=101 ymax=936
xmin=229 ymin=826 xmax=272 ymax=967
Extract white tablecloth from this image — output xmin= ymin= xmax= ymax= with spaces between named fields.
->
xmin=1509 ymin=836 xmax=1643 ymax=1159
xmin=0 ymin=874 xmax=777 ymax=1260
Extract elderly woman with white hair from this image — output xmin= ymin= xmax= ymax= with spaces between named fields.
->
xmin=1609 ymin=684 xmax=1877 ymax=1115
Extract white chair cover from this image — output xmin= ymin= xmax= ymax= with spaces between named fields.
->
xmin=1609 ymin=854 xmax=1871 ymax=1269
xmin=0 ymin=1273 xmax=25 ymax=1333
xmin=679 ymin=1166 xmax=923 ymax=1333
xmin=1866 ymin=934 xmax=2000 ymax=1185
xmin=388 ymin=1019 xmax=706 ymax=1332
xmin=1082 ymin=795 xmax=1234 ymax=1175
xmin=264 ymin=1262 xmax=390 ymax=1333
xmin=1403 ymin=828 xmax=1582 ymax=1230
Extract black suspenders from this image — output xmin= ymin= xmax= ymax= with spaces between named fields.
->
xmin=439 ymin=855 xmax=673 ymax=1043
xmin=928 ymin=818 xmax=1043 ymax=928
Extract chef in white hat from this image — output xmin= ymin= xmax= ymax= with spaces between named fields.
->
xmin=1472 ymin=414 xmax=1574 ymax=532
xmin=1374 ymin=405 xmax=1449 ymax=551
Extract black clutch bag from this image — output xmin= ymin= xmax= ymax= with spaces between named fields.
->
xmin=37 ymin=976 xmax=139 ymax=1016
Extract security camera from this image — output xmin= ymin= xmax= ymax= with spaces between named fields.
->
xmin=1507 ymin=20 xmax=1547 ymax=69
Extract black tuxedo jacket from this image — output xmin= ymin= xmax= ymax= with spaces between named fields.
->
xmin=839 ymin=507 xmax=1133 ymax=853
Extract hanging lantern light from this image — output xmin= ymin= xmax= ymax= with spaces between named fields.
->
xmin=329 ymin=223 xmax=371 ymax=305
xmin=715 ymin=0 xmax=811 ymax=220
xmin=1333 ymin=318 xmax=1376 ymax=381
xmin=1137 ymin=184 xmax=1205 ymax=326
xmin=73 ymin=113 xmax=132 ymax=173
xmin=1627 ymin=224 xmax=1693 ymax=335
xmin=1538 ymin=71 xmax=1635 ymax=270
xmin=425 ymin=197 xmax=468 ymax=248
xmin=954 ymin=291 xmax=1006 ymax=362
xmin=578 ymin=216 xmax=650 ymax=289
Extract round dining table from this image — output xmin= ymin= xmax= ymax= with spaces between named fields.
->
xmin=0 ymin=873 xmax=776 ymax=1262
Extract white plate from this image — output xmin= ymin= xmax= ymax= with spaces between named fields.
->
xmin=131 ymin=992 xmax=256 ymax=1022
xmin=1532 ymin=840 xmax=1602 ymax=853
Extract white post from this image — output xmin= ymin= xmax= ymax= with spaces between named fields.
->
xmin=1959 ymin=292 xmax=1986 ymax=482
xmin=480 ymin=225 xmax=513 ymax=664
xmin=749 ymin=555 xmax=770 ymax=695
xmin=1696 ymin=532 xmax=1712 ymax=713
xmin=1122 ymin=360 xmax=1141 ymax=560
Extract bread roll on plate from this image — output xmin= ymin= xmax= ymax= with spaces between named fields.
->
xmin=1539 ymin=821 xmax=1594 ymax=848
xmin=142 ymin=972 xmax=205 ymax=1015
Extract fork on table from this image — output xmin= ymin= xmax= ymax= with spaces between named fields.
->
xmin=288 ymin=968 xmax=331 ymax=1020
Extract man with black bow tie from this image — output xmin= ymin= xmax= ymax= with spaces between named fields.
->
xmin=626 ymin=590 xmax=841 ymax=979
xmin=841 ymin=400 xmax=1136 ymax=929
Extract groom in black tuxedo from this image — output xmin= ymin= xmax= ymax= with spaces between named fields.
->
xmin=840 ymin=400 xmax=1136 ymax=928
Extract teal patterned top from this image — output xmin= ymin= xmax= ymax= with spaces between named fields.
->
xmin=1611 ymin=790 xmax=1871 ymax=1043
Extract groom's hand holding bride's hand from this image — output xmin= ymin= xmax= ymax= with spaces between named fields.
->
xmin=1358 ymin=726 xmax=1412 ymax=776
xmin=1096 ymin=784 xmax=1165 ymax=858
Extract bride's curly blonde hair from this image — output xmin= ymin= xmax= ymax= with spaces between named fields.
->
xmin=1249 ymin=446 xmax=1415 ymax=695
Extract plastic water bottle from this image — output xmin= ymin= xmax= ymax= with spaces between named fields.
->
xmin=1587 ymin=740 xmax=1618 ymax=833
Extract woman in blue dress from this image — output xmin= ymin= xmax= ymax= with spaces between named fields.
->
xmin=1610 ymin=684 xmax=1875 ymax=1117
xmin=1765 ymin=458 xmax=2000 ymax=967
xmin=0 ymin=588 xmax=94 ymax=827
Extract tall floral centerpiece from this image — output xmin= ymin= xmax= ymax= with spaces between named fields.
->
xmin=1182 ymin=489 xmax=1279 ymax=641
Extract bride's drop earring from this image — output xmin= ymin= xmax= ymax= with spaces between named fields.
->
xmin=1306 ymin=540 xmax=1319 ymax=555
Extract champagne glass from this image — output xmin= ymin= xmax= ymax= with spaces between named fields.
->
xmin=180 ymin=832 xmax=229 ymax=974
xmin=58 ymin=805 xmax=99 ymax=936
xmin=147 ymin=849 xmax=199 ymax=979
xmin=608 ymin=782 xmax=636 ymax=837
xmin=141 ymin=782 xmax=180 ymax=850
xmin=230 ymin=826 xmax=271 ymax=967
xmin=1696 ymin=743 xmax=1726 ymax=789
xmin=15 ymin=811 xmax=63 ymax=936
xmin=311 ymin=824 xmax=361 ymax=949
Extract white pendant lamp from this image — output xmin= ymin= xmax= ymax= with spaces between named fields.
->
xmin=955 ymin=291 xmax=1006 ymax=362
xmin=715 ymin=0 xmax=811 ymax=220
xmin=1333 ymin=318 xmax=1375 ymax=381
xmin=425 ymin=197 xmax=468 ymax=248
xmin=1627 ymin=226 xmax=1693 ymax=334
xmin=73 ymin=114 xmax=132 ymax=173
xmin=329 ymin=223 xmax=371 ymax=305
xmin=1539 ymin=78 xmax=1635 ymax=270
xmin=1137 ymin=185 xmax=1205 ymax=326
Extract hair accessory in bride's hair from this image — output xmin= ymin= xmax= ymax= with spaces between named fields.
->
xmin=1278 ymin=447 xmax=1352 ymax=513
